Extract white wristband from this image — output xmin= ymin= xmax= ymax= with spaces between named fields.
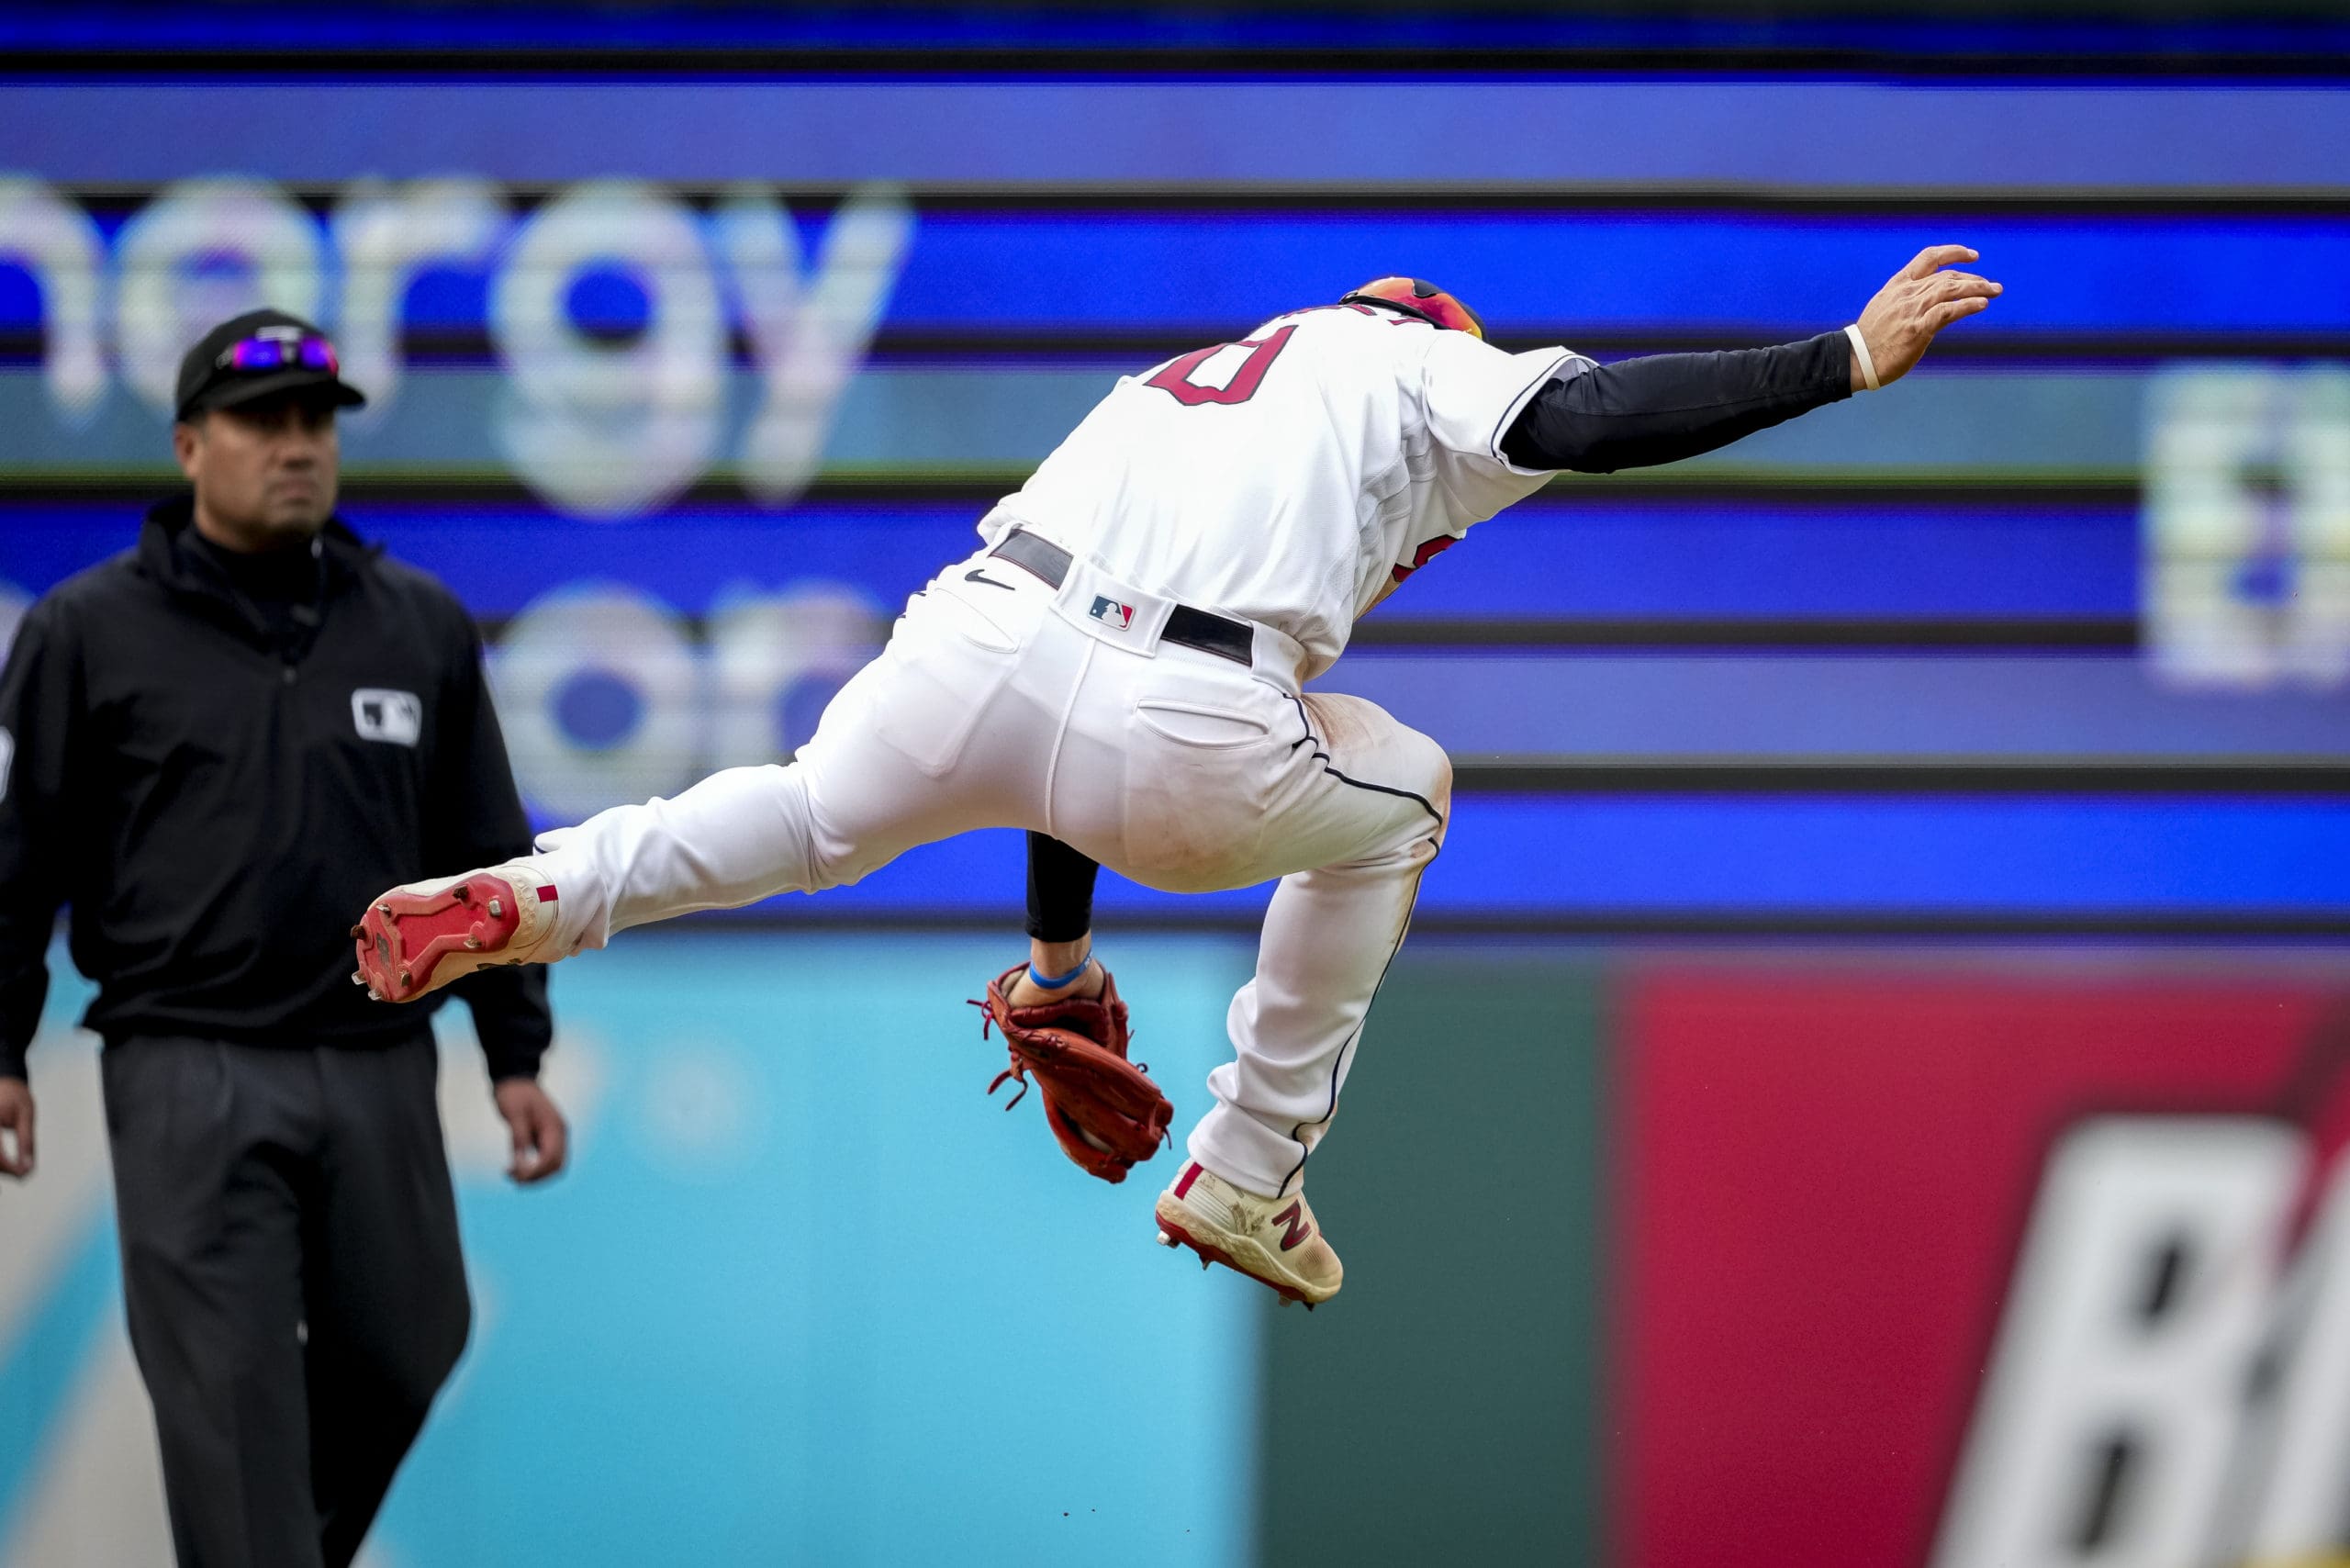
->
xmin=1843 ymin=323 xmax=1881 ymax=392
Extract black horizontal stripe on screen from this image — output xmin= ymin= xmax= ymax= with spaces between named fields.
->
xmin=13 ymin=47 xmax=2350 ymax=81
xmin=431 ymin=613 xmax=2134 ymax=655
xmin=38 ymin=184 xmax=2350 ymax=219
xmin=1347 ymin=618 xmax=2140 ymax=651
xmin=1448 ymin=756 xmax=2350 ymax=795
xmin=1350 ymin=910 xmax=2350 ymax=938
xmin=858 ymin=330 xmax=2350 ymax=365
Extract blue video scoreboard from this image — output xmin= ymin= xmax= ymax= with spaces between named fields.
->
xmin=1 ymin=17 xmax=2344 ymax=931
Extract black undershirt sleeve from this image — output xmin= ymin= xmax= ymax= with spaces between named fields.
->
xmin=1500 ymin=331 xmax=1853 ymax=475
xmin=1025 ymin=833 xmax=1100 ymax=943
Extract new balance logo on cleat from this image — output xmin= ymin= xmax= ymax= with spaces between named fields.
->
xmin=1153 ymin=1162 xmax=1342 ymax=1306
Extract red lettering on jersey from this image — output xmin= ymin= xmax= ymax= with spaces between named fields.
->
xmin=1390 ymin=533 xmax=1460 ymax=585
xmin=1145 ymin=324 xmax=1297 ymax=407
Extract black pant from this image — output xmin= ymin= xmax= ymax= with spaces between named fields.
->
xmin=100 ymin=1031 xmax=472 ymax=1568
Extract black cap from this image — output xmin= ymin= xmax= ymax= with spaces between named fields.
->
xmin=174 ymin=308 xmax=367 ymax=422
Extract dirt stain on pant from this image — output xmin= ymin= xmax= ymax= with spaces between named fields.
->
xmin=1300 ymin=691 xmax=1452 ymax=823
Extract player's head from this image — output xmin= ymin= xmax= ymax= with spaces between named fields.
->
xmin=1338 ymin=277 xmax=1486 ymax=339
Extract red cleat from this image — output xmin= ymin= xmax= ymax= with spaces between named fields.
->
xmin=352 ymin=865 xmax=560 ymax=1003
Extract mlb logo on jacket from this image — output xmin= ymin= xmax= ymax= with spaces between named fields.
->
xmin=352 ymin=689 xmax=422 ymax=746
xmin=1089 ymin=596 xmax=1136 ymax=630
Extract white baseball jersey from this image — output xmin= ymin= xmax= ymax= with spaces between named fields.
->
xmin=979 ymin=303 xmax=1586 ymax=678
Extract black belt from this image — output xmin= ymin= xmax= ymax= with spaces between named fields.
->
xmin=990 ymin=529 xmax=1255 ymax=666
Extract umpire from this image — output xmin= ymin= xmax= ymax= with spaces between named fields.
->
xmin=0 ymin=308 xmax=566 ymax=1568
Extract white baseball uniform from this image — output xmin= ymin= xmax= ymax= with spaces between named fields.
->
xmin=526 ymin=303 xmax=1582 ymax=1197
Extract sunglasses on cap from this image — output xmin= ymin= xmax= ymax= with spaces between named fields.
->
xmin=216 ymin=332 xmax=341 ymax=375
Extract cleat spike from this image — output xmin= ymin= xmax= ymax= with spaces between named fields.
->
xmin=1157 ymin=1231 xmax=1177 ymax=1248
xmin=352 ymin=970 xmax=364 ymax=984
xmin=464 ymin=934 xmax=482 ymax=950
xmin=376 ymin=903 xmax=393 ymax=916
xmin=452 ymin=883 xmax=473 ymax=903
xmin=397 ymin=970 xmax=412 ymax=991
xmin=1303 ymin=1302 xmax=1316 ymax=1312
xmin=1201 ymin=1256 xmax=1211 ymax=1271
xmin=487 ymin=897 xmax=504 ymax=919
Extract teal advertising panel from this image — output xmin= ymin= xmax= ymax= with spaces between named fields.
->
xmin=0 ymin=932 xmax=1263 ymax=1568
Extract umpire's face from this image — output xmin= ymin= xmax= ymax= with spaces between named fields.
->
xmin=173 ymin=391 xmax=341 ymax=551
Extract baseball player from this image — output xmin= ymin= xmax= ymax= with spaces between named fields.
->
xmin=351 ymin=248 xmax=1999 ymax=1307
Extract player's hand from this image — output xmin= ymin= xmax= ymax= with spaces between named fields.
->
xmin=1852 ymin=245 xmax=2002 ymax=390
xmin=0 ymin=1077 xmax=36 ymax=1180
xmin=493 ymin=1078 xmax=569 ymax=1185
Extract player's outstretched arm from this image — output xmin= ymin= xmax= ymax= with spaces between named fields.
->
xmin=1849 ymin=244 xmax=2003 ymax=390
xmin=1497 ymin=242 xmax=2002 ymax=476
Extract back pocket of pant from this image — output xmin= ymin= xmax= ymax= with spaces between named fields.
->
xmin=869 ymin=590 xmax=1023 ymax=778
xmin=1132 ymin=699 xmax=1272 ymax=750
xmin=1120 ymin=697 xmax=1274 ymax=889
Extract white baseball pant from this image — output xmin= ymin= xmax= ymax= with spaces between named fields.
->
xmin=528 ymin=541 xmax=1450 ymax=1198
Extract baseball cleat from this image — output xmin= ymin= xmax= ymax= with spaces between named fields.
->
xmin=352 ymin=863 xmax=561 ymax=1003
xmin=1152 ymin=1160 xmax=1341 ymax=1308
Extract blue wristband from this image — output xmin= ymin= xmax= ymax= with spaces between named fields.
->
xmin=1028 ymin=954 xmax=1093 ymax=990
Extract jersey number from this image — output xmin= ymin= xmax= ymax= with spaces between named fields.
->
xmin=1392 ymin=534 xmax=1460 ymax=585
xmin=1144 ymin=324 xmax=1296 ymax=407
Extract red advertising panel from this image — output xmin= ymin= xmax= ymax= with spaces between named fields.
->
xmin=1618 ymin=964 xmax=2350 ymax=1568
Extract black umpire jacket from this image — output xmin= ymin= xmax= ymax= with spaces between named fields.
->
xmin=0 ymin=498 xmax=552 ymax=1082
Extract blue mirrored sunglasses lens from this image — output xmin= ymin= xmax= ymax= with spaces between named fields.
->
xmin=221 ymin=336 xmax=338 ymax=373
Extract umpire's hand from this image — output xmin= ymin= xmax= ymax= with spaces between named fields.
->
xmin=0 ymin=1077 xmax=32 ymax=1180
xmin=1853 ymin=245 xmax=2003 ymax=389
xmin=493 ymin=1078 xmax=569 ymax=1184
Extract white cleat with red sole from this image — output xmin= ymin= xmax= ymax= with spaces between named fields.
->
xmin=1154 ymin=1160 xmax=1342 ymax=1309
xmin=351 ymin=863 xmax=563 ymax=1003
